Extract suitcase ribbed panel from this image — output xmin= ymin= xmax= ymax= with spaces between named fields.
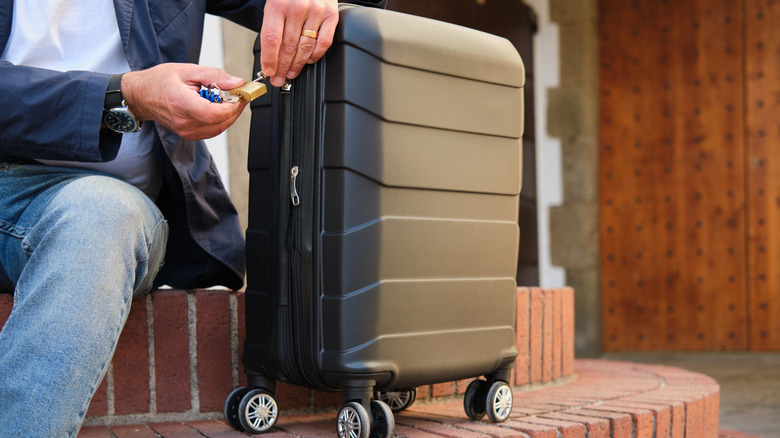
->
xmin=336 ymin=6 xmax=525 ymax=88
xmin=318 ymin=216 xmax=518 ymax=387
xmin=324 ymin=45 xmax=524 ymax=139
xmin=321 ymin=220 xmax=519 ymax=294
xmin=322 ymin=104 xmax=522 ymax=195
xmin=319 ymin=279 xmax=517 ymax=387
xmin=322 ymin=171 xmax=519 ymax=232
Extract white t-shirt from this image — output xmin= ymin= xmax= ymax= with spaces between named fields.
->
xmin=0 ymin=0 xmax=161 ymax=200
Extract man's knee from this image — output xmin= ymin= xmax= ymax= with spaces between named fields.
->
xmin=27 ymin=175 xmax=168 ymax=293
xmin=51 ymin=176 xmax=162 ymax=235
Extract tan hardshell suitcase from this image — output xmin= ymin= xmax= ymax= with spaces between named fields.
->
xmin=225 ymin=5 xmax=525 ymax=437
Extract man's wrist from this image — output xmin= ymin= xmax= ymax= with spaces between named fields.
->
xmin=103 ymin=73 xmax=142 ymax=133
xmin=104 ymin=74 xmax=125 ymax=109
xmin=119 ymin=71 xmax=149 ymax=122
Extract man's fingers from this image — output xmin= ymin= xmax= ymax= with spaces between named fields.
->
xmin=185 ymin=66 xmax=245 ymax=91
xmin=260 ymin=0 xmax=339 ymax=87
xmin=185 ymin=92 xmax=246 ymax=125
xmin=309 ymin=5 xmax=337 ymax=63
xmin=176 ymin=100 xmax=248 ymax=140
xmin=259 ymin=1 xmax=287 ymax=78
xmin=274 ymin=4 xmax=308 ymax=83
xmin=288 ymin=17 xmax=322 ymax=78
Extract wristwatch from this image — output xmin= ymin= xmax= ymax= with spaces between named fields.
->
xmin=103 ymin=73 xmax=141 ymax=133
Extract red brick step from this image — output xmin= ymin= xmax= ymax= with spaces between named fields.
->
xmin=78 ymin=359 xmax=722 ymax=437
xmin=0 ymin=286 xmax=726 ymax=436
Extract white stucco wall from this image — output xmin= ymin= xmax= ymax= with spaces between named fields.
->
xmin=523 ymin=0 xmax=566 ymax=288
xmin=200 ymin=15 xmax=231 ymax=194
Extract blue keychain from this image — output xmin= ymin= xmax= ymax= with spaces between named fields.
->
xmin=199 ymin=84 xmax=225 ymax=102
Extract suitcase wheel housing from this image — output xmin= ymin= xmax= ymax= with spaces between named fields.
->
xmin=374 ymin=388 xmax=417 ymax=413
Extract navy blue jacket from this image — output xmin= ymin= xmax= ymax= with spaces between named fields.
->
xmin=0 ymin=0 xmax=271 ymax=289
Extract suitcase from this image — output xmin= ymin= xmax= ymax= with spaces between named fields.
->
xmin=224 ymin=4 xmax=525 ymax=437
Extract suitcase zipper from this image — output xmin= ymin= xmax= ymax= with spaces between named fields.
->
xmin=288 ymin=61 xmax=332 ymax=390
xmin=281 ymin=75 xmax=318 ymax=388
xmin=290 ymin=166 xmax=301 ymax=206
xmin=277 ymin=62 xmax=328 ymax=390
xmin=277 ymin=82 xmax=308 ymax=385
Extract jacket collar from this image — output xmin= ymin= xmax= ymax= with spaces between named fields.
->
xmin=0 ymin=1 xmax=12 ymax=56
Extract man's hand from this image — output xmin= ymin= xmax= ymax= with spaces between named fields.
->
xmin=260 ymin=0 xmax=339 ymax=87
xmin=121 ymin=64 xmax=248 ymax=140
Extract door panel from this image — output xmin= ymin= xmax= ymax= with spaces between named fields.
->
xmin=746 ymin=0 xmax=780 ymax=350
xmin=600 ymin=0 xmax=748 ymax=350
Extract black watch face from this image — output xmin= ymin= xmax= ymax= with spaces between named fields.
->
xmin=104 ymin=108 xmax=138 ymax=133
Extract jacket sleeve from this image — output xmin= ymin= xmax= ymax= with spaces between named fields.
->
xmin=0 ymin=62 xmax=121 ymax=162
xmin=206 ymin=0 xmax=266 ymax=32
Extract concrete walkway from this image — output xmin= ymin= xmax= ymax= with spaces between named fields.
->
xmin=602 ymin=352 xmax=780 ymax=438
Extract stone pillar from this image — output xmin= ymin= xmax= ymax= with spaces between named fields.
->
xmin=547 ymin=0 xmax=600 ymax=357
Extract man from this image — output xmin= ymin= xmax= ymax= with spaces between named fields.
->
xmin=0 ymin=0 xmax=383 ymax=436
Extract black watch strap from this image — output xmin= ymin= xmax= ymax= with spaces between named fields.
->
xmin=105 ymin=73 xmax=125 ymax=109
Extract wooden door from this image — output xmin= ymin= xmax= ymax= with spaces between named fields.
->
xmin=600 ymin=0 xmax=780 ymax=351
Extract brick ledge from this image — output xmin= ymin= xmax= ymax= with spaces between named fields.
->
xmin=79 ymin=359 xmax=722 ymax=437
xmin=2 ymin=287 xmax=575 ymax=424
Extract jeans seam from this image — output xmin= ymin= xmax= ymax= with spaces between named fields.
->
xmin=133 ymin=218 xmax=168 ymax=298
xmin=149 ymin=219 xmax=168 ymax=262
xmin=0 ymin=219 xmax=28 ymax=239
xmin=138 ymin=219 xmax=168 ymax=263
xmin=21 ymin=239 xmax=33 ymax=258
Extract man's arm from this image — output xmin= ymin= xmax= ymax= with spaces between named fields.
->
xmin=0 ymin=62 xmax=118 ymax=162
xmin=0 ymin=0 xmax=350 ymax=163
xmin=0 ymin=61 xmax=249 ymax=162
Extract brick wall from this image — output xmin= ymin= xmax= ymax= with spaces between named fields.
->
xmin=0 ymin=287 xmax=574 ymax=425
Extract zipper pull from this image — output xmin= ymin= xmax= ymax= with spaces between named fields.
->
xmin=255 ymin=71 xmax=292 ymax=92
xmin=290 ymin=166 xmax=301 ymax=206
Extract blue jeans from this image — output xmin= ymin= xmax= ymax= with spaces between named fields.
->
xmin=0 ymin=163 xmax=168 ymax=437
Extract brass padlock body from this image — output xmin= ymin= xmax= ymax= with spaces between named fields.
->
xmin=229 ymin=81 xmax=267 ymax=102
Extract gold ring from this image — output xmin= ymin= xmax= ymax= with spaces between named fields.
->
xmin=301 ymin=29 xmax=319 ymax=38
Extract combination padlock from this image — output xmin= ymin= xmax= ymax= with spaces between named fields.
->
xmin=228 ymin=79 xmax=267 ymax=102
xmin=199 ymin=72 xmax=269 ymax=103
